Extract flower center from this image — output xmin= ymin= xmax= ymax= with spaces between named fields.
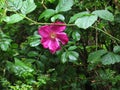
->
xmin=50 ymin=32 xmax=56 ymax=39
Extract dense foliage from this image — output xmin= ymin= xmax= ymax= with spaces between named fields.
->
xmin=0 ymin=0 xmax=120 ymax=90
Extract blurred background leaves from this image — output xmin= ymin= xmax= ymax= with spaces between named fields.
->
xmin=0 ymin=0 xmax=120 ymax=90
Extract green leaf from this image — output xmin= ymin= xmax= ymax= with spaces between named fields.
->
xmin=4 ymin=14 xmax=25 ymax=24
xmin=68 ymin=46 xmax=77 ymax=50
xmin=6 ymin=61 xmax=14 ymax=71
xmin=35 ymin=60 xmax=45 ymax=71
xmin=0 ymin=38 xmax=12 ymax=51
xmin=6 ymin=58 xmax=34 ymax=77
xmin=72 ymin=31 xmax=80 ymax=41
xmin=0 ymin=30 xmax=9 ymax=38
xmin=15 ymin=58 xmax=33 ymax=71
xmin=0 ymin=9 xmax=6 ymax=22
xmin=68 ymin=51 xmax=79 ymax=62
xmin=21 ymin=0 xmax=36 ymax=14
xmin=75 ymin=14 xmax=98 ymax=29
xmin=113 ymin=46 xmax=120 ymax=53
xmin=39 ymin=9 xmax=56 ymax=21
xmin=23 ymin=59 xmax=35 ymax=66
xmin=14 ymin=58 xmax=34 ymax=77
xmin=48 ymin=0 xmax=55 ymax=3
xmin=7 ymin=0 xmax=22 ymax=11
xmin=30 ymin=39 xmax=40 ymax=47
xmin=56 ymin=0 xmax=74 ymax=12
xmin=0 ymin=0 xmax=5 ymax=9
xmin=88 ymin=50 xmax=107 ymax=64
xmin=0 ymin=40 xmax=11 ymax=51
xmin=28 ymin=34 xmax=41 ymax=47
xmin=61 ymin=52 xmax=67 ymax=63
xmin=102 ymin=52 xmax=120 ymax=65
xmin=69 ymin=11 xmax=89 ymax=23
xmin=27 ymin=51 xmax=39 ymax=57
xmin=92 ymin=10 xmax=114 ymax=21
xmin=51 ymin=14 xmax=65 ymax=22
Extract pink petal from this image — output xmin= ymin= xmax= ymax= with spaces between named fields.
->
xmin=38 ymin=25 xmax=50 ymax=38
xmin=50 ymin=22 xmax=66 ymax=33
xmin=50 ymin=46 xmax=61 ymax=54
xmin=41 ymin=38 xmax=51 ymax=48
xmin=48 ymin=39 xmax=61 ymax=54
xmin=56 ymin=33 xmax=69 ymax=45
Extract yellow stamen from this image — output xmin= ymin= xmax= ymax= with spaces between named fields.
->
xmin=50 ymin=32 xmax=56 ymax=39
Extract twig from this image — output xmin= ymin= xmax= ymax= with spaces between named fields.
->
xmin=91 ymin=26 xmax=120 ymax=42
xmin=41 ymin=0 xmax=47 ymax=9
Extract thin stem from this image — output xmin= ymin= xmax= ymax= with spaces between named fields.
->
xmin=13 ymin=12 xmax=120 ymax=42
xmin=24 ymin=14 xmax=120 ymax=42
xmin=20 ymin=13 xmax=76 ymax=26
xmin=95 ymin=29 xmax=98 ymax=50
xmin=23 ymin=15 xmax=39 ymax=24
xmin=91 ymin=26 xmax=120 ymax=42
xmin=41 ymin=0 xmax=47 ymax=9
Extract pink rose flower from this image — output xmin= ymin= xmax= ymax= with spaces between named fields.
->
xmin=38 ymin=21 xmax=69 ymax=54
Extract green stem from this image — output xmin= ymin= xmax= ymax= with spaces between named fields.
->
xmin=41 ymin=0 xmax=47 ymax=9
xmin=91 ymin=26 xmax=120 ymax=42
xmin=14 ymin=12 xmax=120 ymax=42
xmin=23 ymin=14 xmax=76 ymax=26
